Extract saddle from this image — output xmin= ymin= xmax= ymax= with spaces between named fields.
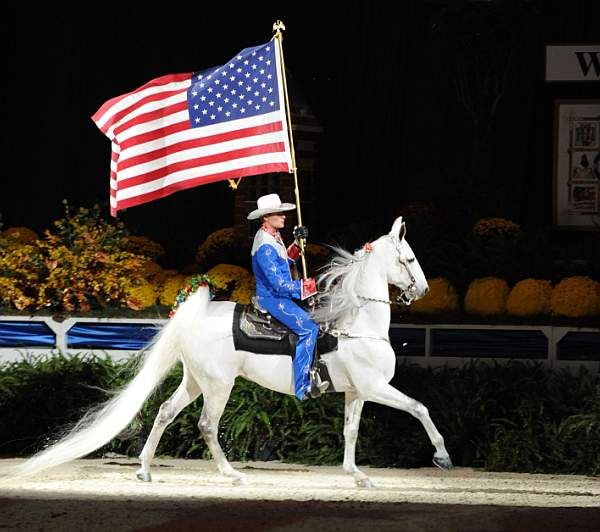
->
xmin=232 ymin=302 xmax=338 ymax=392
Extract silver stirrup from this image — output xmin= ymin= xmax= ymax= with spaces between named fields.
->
xmin=310 ymin=369 xmax=330 ymax=396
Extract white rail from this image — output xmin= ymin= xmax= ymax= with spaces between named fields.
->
xmin=0 ymin=315 xmax=598 ymax=369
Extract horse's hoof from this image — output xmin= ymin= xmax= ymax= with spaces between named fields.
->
xmin=136 ymin=469 xmax=152 ymax=482
xmin=432 ymin=456 xmax=454 ymax=471
xmin=356 ymin=477 xmax=373 ymax=489
xmin=232 ymin=475 xmax=248 ymax=486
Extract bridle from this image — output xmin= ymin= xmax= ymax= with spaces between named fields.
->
xmin=356 ymin=235 xmax=417 ymax=307
xmin=391 ymin=235 xmax=418 ymax=304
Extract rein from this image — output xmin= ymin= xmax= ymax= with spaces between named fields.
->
xmin=321 ymin=296 xmax=396 ymax=344
xmin=324 ymin=326 xmax=390 ymax=343
xmin=356 ymin=294 xmax=407 ymax=306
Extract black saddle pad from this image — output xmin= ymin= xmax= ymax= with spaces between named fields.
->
xmin=232 ymin=303 xmax=338 ymax=357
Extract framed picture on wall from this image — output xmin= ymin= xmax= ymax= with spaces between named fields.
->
xmin=554 ymin=100 xmax=600 ymax=229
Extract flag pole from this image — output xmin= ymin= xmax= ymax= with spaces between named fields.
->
xmin=273 ymin=20 xmax=308 ymax=280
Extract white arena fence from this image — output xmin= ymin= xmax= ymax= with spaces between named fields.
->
xmin=0 ymin=315 xmax=598 ymax=369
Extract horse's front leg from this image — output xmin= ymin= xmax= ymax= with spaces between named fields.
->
xmin=361 ymin=379 xmax=453 ymax=470
xmin=343 ymin=391 xmax=373 ymax=488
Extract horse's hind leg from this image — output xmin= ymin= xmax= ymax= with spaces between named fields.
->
xmin=136 ymin=363 xmax=201 ymax=482
xmin=197 ymin=381 xmax=247 ymax=485
xmin=343 ymin=391 xmax=372 ymax=488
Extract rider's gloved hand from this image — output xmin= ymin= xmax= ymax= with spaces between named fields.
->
xmin=293 ymin=225 xmax=308 ymax=241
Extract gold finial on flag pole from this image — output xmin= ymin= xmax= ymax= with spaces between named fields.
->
xmin=272 ymin=20 xmax=309 ymax=280
xmin=273 ymin=20 xmax=286 ymax=34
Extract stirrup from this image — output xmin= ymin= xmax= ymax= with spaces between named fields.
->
xmin=309 ymin=369 xmax=330 ymax=398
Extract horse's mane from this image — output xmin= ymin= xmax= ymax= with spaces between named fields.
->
xmin=311 ymin=244 xmax=371 ymax=325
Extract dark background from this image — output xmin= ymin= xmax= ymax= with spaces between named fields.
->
xmin=1 ymin=1 xmax=598 ymax=266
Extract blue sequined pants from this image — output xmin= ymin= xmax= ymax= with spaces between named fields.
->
xmin=258 ymin=296 xmax=318 ymax=400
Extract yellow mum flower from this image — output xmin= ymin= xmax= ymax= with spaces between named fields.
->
xmin=231 ymin=277 xmax=256 ymax=304
xmin=120 ymin=235 xmax=165 ymax=259
xmin=551 ymin=276 xmax=600 ymax=318
xmin=135 ymin=261 xmax=163 ymax=280
xmin=0 ymin=278 xmax=34 ymax=310
xmin=153 ymin=268 xmax=178 ymax=286
xmin=1 ymin=227 xmax=39 ymax=244
xmin=410 ymin=278 xmax=459 ymax=314
xmin=206 ymin=263 xmax=251 ymax=292
xmin=465 ymin=277 xmax=509 ymax=315
xmin=159 ymin=275 xmax=189 ymax=306
xmin=472 ymin=217 xmax=521 ymax=238
xmin=506 ymin=279 xmax=552 ymax=316
xmin=195 ymin=227 xmax=241 ymax=268
xmin=123 ymin=279 xmax=158 ymax=310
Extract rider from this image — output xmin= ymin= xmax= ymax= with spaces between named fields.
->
xmin=247 ymin=193 xmax=329 ymax=400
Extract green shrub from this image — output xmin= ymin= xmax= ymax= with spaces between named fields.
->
xmin=1 ymin=355 xmax=599 ymax=475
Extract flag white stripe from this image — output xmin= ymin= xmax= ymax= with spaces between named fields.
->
xmin=117 ymin=131 xmax=287 ymax=181
xmin=116 ymin=152 xmax=289 ymax=201
xmin=106 ymin=91 xmax=188 ymax=138
xmin=118 ymin=111 xmax=285 ymax=150
xmin=117 ymin=110 xmax=190 ymax=143
xmin=95 ymin=78 xmax=191 ymax=130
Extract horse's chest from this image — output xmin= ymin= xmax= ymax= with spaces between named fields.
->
xmin=377 ymin=349 xmax=396 ymax=381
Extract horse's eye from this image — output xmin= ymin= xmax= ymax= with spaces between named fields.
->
xmin=408 ymin=258 xmax=415 ymax=264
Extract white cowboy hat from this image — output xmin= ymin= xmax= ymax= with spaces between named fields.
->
xmin=247 ymin=193 xmax=296 ymax=220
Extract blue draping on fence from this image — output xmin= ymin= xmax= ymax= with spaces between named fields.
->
xmin=558 ymin=332 xmax=600 ymax=361
xmin=67 ymin=323 xmax=161 ymax=350
xmin=431 ymin=329 xmax=548 ymax=358
xmin=390 ymin=328 xmax=426 ymax=356
xmin=0 ymin=321 xmax=56 ymax=347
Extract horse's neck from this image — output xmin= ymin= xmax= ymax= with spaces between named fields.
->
xmin=350 ymin=260 xmax=391 ymax=337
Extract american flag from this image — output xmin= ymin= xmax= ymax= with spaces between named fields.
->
xmin=92 ymin=39 xmax=292 ymax=216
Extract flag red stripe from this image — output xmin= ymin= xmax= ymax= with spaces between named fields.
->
xmin=92 ymin=73 xmax=191 ymax=123
xmin=113 ymin=100 xmax=189 ymax=138
xmin=98 ymin=90 xmax=188 ymax=135
xmin=117 ymin=121 xmax=284 ymax=170
xmin=117 ymin=142 xmax=286 ymax=190
xmin=118 ymin=121 xmax=191 ymax=151
xmin=115 ymin=163 xmax=290 ymax=212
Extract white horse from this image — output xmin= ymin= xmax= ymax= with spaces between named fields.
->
xmin=13 ymin=216 xmax=453 ymax=487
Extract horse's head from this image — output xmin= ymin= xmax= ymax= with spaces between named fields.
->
xmin=378 ymin=216 xmax=429 ymax=305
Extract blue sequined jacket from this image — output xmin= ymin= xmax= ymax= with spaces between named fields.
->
xmin=251 ymin=229 xmax=301 ymax=300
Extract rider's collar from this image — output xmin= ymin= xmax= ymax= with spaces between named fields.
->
xmin=261 ymin=224 xmax=283 ymax=242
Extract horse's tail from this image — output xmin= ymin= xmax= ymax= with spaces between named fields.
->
xmin=11 ymin=287 xmax=211 ymax=478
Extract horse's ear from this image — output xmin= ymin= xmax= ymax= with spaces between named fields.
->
xmin=390 ymin=216 xmax=404 ymax=239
